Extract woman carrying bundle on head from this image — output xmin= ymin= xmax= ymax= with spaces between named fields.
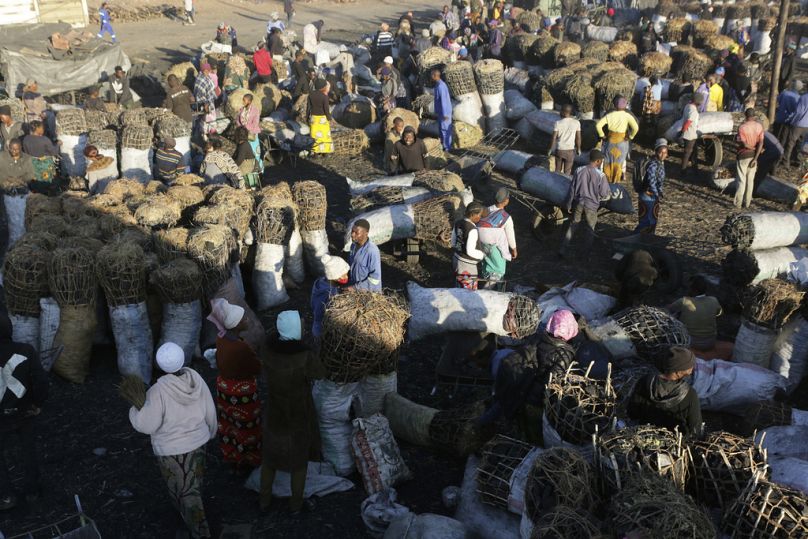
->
xmin=308 ymin=79 xmax=334 ymax=154
xmin=259 ymin=310 xmax=325 ymax=514
xmin=208 ymin=299 xmax=262 ymax=470
xmin=310 ymin=255 xmax=349 ymax=340
xmin=128 ymin=342 xmax=217 ymax=539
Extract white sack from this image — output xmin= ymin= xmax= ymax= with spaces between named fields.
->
xmin=664 ymin=112 xmax=734 ymax=140
xmin=39 ymin=297 xmax=60 ymax=359
xmin=454 ymin=455 xmax=521 ymax=539
xmin=244 ymin=460 xmax=355 ymax=498
xmin=356 ymin=372 xmax=397 ymax=418
xmin=588 ymin=318 xmax=637 ymax=360
xmin=538 ymin=282 xmax=617 ymax=322
xmin=767 ymin=456 xmax=808 ymax=494
xmin=58 ymin=134 xmax=87 ymax=177
xmin=504 ymin=90 xmax=537 ymax=120
xmin=503 ymin=68 xmax=530 ymax=93
xmin=4 ymin=194 xmax=27 ymax=249
xmin=747 ymin=247 xmax=808 ymax=283
xmin=284 ymin=228 xmax=306 ymax=284
xmin=253 ymin=243 xmax=289 ymax=310
xmin=120 ymin=147 xmax=154 ymax=183
xmin=634 ymin=78 xmax=672 ymax=100
xmin=347 ymin=174 xmax=416 ymax=196
xmin=732 ymin=319 xmax=777 ymax=368
xmin=352 ymin=414 xmax=411 ymax=495
xmin=755 ymin=426 xmax=808 ymax=461
xmin=344 ymin=205 xmax=415 ymax=251
xmin=519 ymin=167 xmax=634 ymax=214
xmin=313 ymin=379 xmax=360 ymax=476
xmin=769 ymin=316 xmax=808 ymax=393
xmin=301 ymin=229 xmax=328 ymax=276
xmin=87 ymin=160 xmax=119 ymax=194
xmin=385 ymin=513 xmax=468 ymax=539
xmin=175 ymin=135 xmax=191 ymax=169
xmin=452 ymin=92 xmax=485 ymax=129
xmin=691 ymin=357 xmax=788 ymax=412
xmin=481 ymin=92 xmax=506 ymax=133
xmin=316 ymin=40 xmax=343 ymax=61
xmin=109 ymin=302 xmax=154 ymax=383
xmin=503 ymin=447 xmax=542 ymax=515
xmin=587 ymin=25 xmax=619 ymax=42
xmin=160 ymin=300 xmax=202 ymax=366
xmin=10 ymin=314 xmax=39 ymax=353
xmin=406 ymin=281 xmax=515 ymax=341
xmin=494 ymin=150 xmax=534 ymax=175
xmin=362 ymin=489 xmax=410 ymax=538
xmin=738 ymin=212 xmax=808 ymax=251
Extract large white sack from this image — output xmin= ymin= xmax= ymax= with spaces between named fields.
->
xmin=767 ymin=456 xmax=808 ymax=495
xmin=384 ymin=513 xmax=469 ymax=539
xmin=755 ymin=426 xmax=808 ymax=461
xmin=406 ymin=281 xmax=515 ymax=341
xmin=312 ymin=379 xmax=360 ymax=476
xmin=175 ymin=135 xmax=192 ymax=169
xmin=691 ymin=357 xmax=788 ymax=412
xmin=301 ymin=229 xmax=328 ymax=276
xmin=454 ymin=455 xmax=521 ymax=539
xmin=481 ymin=92 xmax=506 ymax=133
xmin=120 ymin=147 xmax=154 ymax=183
xmin=39 ymin=297 xmax=60 ymax=359
xmin=245 ymin=460 xmax=354 ymax=498
xmin=769 ymin=316 xmax=808 ymax=393
xmin=356 ymin=372 xmax=397 ymax=418
xmin=253 ymin=242 xmax=289 ymax=310
xmin=664 ymin=112 xmax=734 ymax=140
xmin=347 ymin=174 xmax=416 ymax=196
xmin=738 ymin=212 xmax=808 ymax=251
xmin=317 ymin=40 xmax=343 ymax=61
xmin=109 ymin=302 xmax=154 ymax=383
xmin=588 ymin=318 xmax=637 ymax=360
xmin=731 ymin=319 xmax=777 ymax=368
xmin=58 ymin=134 xmax=88 ymax=177
xmin=10 ymin=314 xmax=39 ymax=353
xmin=504 ymin=90 xmax=537 ymax=120
xmin=452 ymin=92 xmax=485 ymax=129
xmin=538 ymin=282 xmax=617 ymax=322
xmin=87 ymin=160 xmax=119 ymax=194
xmin=503 ymin=68 xmax=530 ymax=93
xmin=159 ymin=300 xmax=202 ymax=366
xmin=284 ymin=228 xmax=305 ymax=284
xmin=634 ymin=78 xmax=672 ymax=100
xmin=503 ymin=447 xmax=542 ymax=515
xmin=587 ymin=25 xmax=619 ymax=42
xmin=4 ymin=194 xmax=27 ymax=249
xmin=748 ymin=247 xmax=808 ymax=283
xmin=343 ymin=204 xmax=415 ymax=251
xmin=231 ymin=263 xmax=246 ymax=300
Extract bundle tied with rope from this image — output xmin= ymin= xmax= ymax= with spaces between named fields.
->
xmin=24 ymin=193 xmax=61 ymax=229
xmin=413 ymin=170 xmax=465 ymax=193
xmin=693 ymin=19 xmax=718 ymax=41
xmin=673 ymin=46 xmax=713 ymax=81
xmin=154 ymin=227 xmax=190 ymax=263
xmin=104 ymin=178 xmax=146 ymax=202
xmin=562 ymin=74 xmax=595 ymax=115
xmin=264 ymin=182 xmax=304 ymax=285
xmin=544 ymin=67 xmax=574 ymax=99
xmin=721 ymin=212 xmax=808 ymax=251
xmin=443 ymin=61 xmax=477 ymax=98
xmin=155 ymin=113 xmax=192 ymax=138
xmin=589 ymin=306 xmax=691 ymax=361
xmin=121 ymin=125 xmax=153 ymax=150
xmin=544 ymin=367 xmax=616 ymax=446
xmin=84 ymin=110 xmax=113 ymax=132
xmin=384 ymin=108 xmax=420 ymax=133
xmin=742 ymin=279 xmax=804 ymax=330
xmin=208 ymin=185 xmax=255 ymax=214
xmin=350 ymin=186 xmax=406 ymax=214
xmin=704 ymin=34 xmax=736 ymax=55
xmin=608 ymin=40 xmax=638 ymax=68
xmin=119 ymin=108 xmax=150 ymax=128
xmin=134 ymin=194 xmax=182 ymax=229
xmin=49 ymin=247 xmax=97 ymax=384
xmin=596 ymin=425 xmax=689 ymax=493
xmin=187 ymin=224 xmax=237 ymax=296
xmin=428 ymin=399 xmax=492 ymax=457
xmin=665 ymin=18 xmax=690 ymax=42
xmin=722 ymin=475 xmax=808 ymax=538
xmin=474 ymin=59 xmax=504 ymax=95
xmin=173 ymin=173 xmax=204 ymax=186
xmin=331 ymin=128 xmax=369 ymax=157
xmin=581 ymin=40 xmax=609 ymax=61
xmin=56 ymin=109 xmax=87 ymax=136
xmin=151 ymin=257 xmax=203 ymax=364
xmin=292 ymin=180 xmax=328 ymax=275
xmin=4 ymin=244 xmax=50 ymax=353
xmin=593 ymin=68 xmax=637 ymax=115
xmin=166 ymin=184 xmax=205 ymax=218
xmin=97 ymin=205 xmax=137 ymax=240
xmin=193 ymin=202 xmax=252 ymax=241
xmin=476 ymin=436 xmax=539 ymax=513
xmin=320 ymin=290 xmax=409 ymax=383
xmin=640 ymin=52 xmax=673 ymax=77
xmin=452 ymin=121 xmax=484 ymax=149
xmin=740 ymin=401 xmax=794 ymax=436
xmin=97 ymin=241 xmax=153 ymax=382
xmin=553 ymin=41 xmax=581 ymax=68
xmin=413 ymin=192 xmax=465 ymax=246
xmin=609 ymin=472 xmax=715 ymax=539
xmin=516 ymin=10 xmax=542 ymax=32
xmin=524 ymin=447 xmax=597 ymax=525
xmin=88 ymin=129 xmax=117 ymax=150
xmin=505 ymin=34 xmax=539 ymax=64
xmin=69 ymin=214 xmax=103 ymax=240
xmin=528 ymin=34 xmax=558 ymax=66
xmin=530 ymin=506 xmax=603 ymax=539
xmin=688 ymin=431 xmax=768 ymax=509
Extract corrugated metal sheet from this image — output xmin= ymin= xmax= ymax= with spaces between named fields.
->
xmin=0 ymin=0 xmax=39 ymax=25
xmin=36 ymin=0 xmax=88 ymax=27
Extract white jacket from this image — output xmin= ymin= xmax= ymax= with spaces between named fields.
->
xmin=129 ymin=368 xmax=217 ymax=457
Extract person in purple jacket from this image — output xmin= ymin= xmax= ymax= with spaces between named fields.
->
xmin=559 ymin=149 xmax=610 ymax=257
xmin=431 ymin=68 xmax=453 ymax=151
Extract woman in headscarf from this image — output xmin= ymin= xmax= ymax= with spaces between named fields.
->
xmin=200 ymin=136 xmax=244 ymax=188
xmin=310 ymin=254 xmax=349 ymax=339
xmin=390 ymin=126 xmax=428 ymax=173
xmin=129 ymin=342 xmax=217 ymax=539
xmin=307 ymin=79 xmax=333 ymax=154
xmin=236 ymin=93 xmax=262 ymax=172
xmin=595 ymin=95 xmax=639 ymax=183
xmin=232 ymin=126 xmax=257 ymax=178
xmin=208 ymin=299 xmax=262 ymax=469
xmin=22 ymin=120 xmax=58 ymax=183
xmin=635 ymin=139 xmax=668 ymax=234
xmin=260 ymin=311 xmax=326 ymax=513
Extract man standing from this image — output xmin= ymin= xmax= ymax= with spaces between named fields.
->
xmin=0 ymin=106 xmax=24 ymax=151
xmin=374 ymin=23 xmax=395 ymax=62
xmin=0 ymin=140 xmax=35 ymax=182
xmin=183 ymin=0 xmax=194 ymax=25
xmin=595 ymin=96 xmax=638 ymax=183
xmin=559 ymin=149 xmax=610 ymax=256
xmin=774 ymin=80 xmax=802 ymax=142
xmin=432 ymin=69 xmax=453 ymax=151
xmin=384 ymin=118 xmax=405 ymax=174
xmin=348 ymin=219 xmax=382 ymax=292
xmin=108 ymin=66 xmax=135 ymax=110
xmin=550 ymin=104 xmax=580 ymax=175
xmin=291 ymin=51 xmax=312 ymax=100
xmin=477 ymin=188 xmax=517 ymax=288
xmin=97 ymin=2 xmax=117 ymax=42
xmin=678 ymin=92 xmax=704 ymax=176
xmin=452 ymin=202 xmax=485 ymax=289
xmin=415 ymin=29 xmax=432 ymax=53
xmin=194 ymin=64 xmax=217 ymax=136
xmin=735 ymin=108 xmax=764 ymax=209
xmin=635 ymin=139 xmax=668 ymax=235
xmin=779 ymin=41 xmax=797 ymax=92
xmin=162 ymin=74 xmax=195 ymax=124
xmin=441 ymin=5 xmax=459 ymax=33
xmin=706 ymin=74 xmax=723 ymax=112
xmin=0 ymin=312 xmax=48 ymax=511
xmin=284 ymin=0 xmax=295 ymax=27
xmin=781 ymin=89 xmax=808 ymax=170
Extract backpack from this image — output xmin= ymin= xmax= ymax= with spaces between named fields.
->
xmin=632 ymin=155 xmax=651 ymax=193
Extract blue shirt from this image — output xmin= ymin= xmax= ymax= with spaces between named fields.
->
xmin=650 ymin=81 xmax=663 ymax=101
xmin=349 ymin=240 xmax=382 ymax=292
xmin=644 ymin=158 xmax=665 ymax=198
xmin=789 ymin=93 xmax=808 ymax=128
xmin=776 ymin=90 xmax=799 ymax=124
xmin=99 ymin=7 xmax=111 ymax=24
xmin=434 ymin=79 xmax=452 ymax=123
xmin=310 ymin=277 xmax=340 ymax=338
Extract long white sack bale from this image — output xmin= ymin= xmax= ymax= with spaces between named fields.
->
xmin=87 ymin=160 xmax=119 ymax=194
xmin=4 ymin=193 xmax=27 ymax=249
xmin=160 ymin=300 xmax=202 ymax=366
xmin=732 ymin=212 xmax=808 ymax=251
xmin=10 ymin=314 xmax=39 ymax=353
xmin=284 ymin=228 xmax=305 ymax=284
xmin=519 ymin=167 xmax=634 ymax=214
xmin=504 ymin=90 xmax=537 ymax=120
xmin=739 ymin=247 xmax=808 ymax=284
xmin=586 ymin=25 xmax=619 ymax=42
xmin=731 ymin=319 xmax=777 ymax=368
xmin=58 ymin=134 xmax=87 ymax=177
xmin=691 ymin=357 xmax=788 ymax=412
xmin=343 ymin=204 xmax=415 ymax=251
xmin=755 ymin=426 xmax=808 ymax=461
xmin=109 ymin=302 xmax=153 ymax=383
xmin=120 ymin=147 xmax=154 ymax=183
xmin=253 ymin=242 xmax=289 ymax=310
xmin=346 ymin=174 xmax=416 ymax=196
xmin=301 ymin=229 xmax=328 ymax=276
xmin=494 ymin=150 xmax=536 ymax=175
xmin=767 ymin=456 xmax=808 ymax=495
xmin=525 ymin=110 xmax=560 ymax=136
xmin=312 ymin=379 xmax=360 ymax=476
xmin=664 ymin=112 xmax=734 ymax=140
xmin=634 ymin=78 xmax=672 ymax=100
xmin=769 ymin=316 xmax=808 ymax=393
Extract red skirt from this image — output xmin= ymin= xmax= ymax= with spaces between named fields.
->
xmin=216 ymin=376 xmax=262 ymax=467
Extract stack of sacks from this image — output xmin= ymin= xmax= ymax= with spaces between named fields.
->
xmin=56 ymin=109 xmax=88 ymax=178
xmin=444 ymin=61 xmax=484 ymax=130
xmin=474 ymin=59 xmax=506 ymax=133
xmin=292 ymin=181 xmax=328 ymax=276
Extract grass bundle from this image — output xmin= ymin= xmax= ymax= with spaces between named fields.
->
xmin=173 ymin=173 xmax=204 ymax=186
xmin=96 ymin=241 xmax=148 ymax=306
xmin=69 ymin=214 xmax=103 ymax=240
xmin=150 ymin=258 xmax=202 ymax=304
xmin=563 ymin=74 xmax=595 ymax=114
xmin=117 ymin=374 xmax=147 ymax=409
xmin=531 ymin=506 xmax=603 ymax=539
xmin=166 ymin=185 xmax=205 ymax=218
xmin=255 ymin=198 xmax=296 ymax=244
xmin=59 ymin=192 xmax=90 ymax=220
xmin=331 ymin=128 xmax=370 ymax=157
xmin=112 ymin=226 xmax=153 ymax=252
xmin=207 ymin=185 xmax=254 ymax=213
xmin=27 ymin=214 xmax=67 ymax=237
xmin=742 ymin=278 xmax=804 ymax=329
xmin=566 ymin=58 xmax=599 ymax=73
xmin=553 ymin=41 xmax=581 ymax=68
xmin=679 ymin=48 xmax=713 ymax=82
xmin=144 ymin=181 xmax=167 ymax=195
xmin=452 ymin=121 xmax=483 ymax=149
xmin=666 ymin=18 xmax=691 ymax=42
xmin=154 ymin=227 xmax=191 ymax=263
xmin=476 ymin=435 xmax=536 ymax=509
xmin=506 ymin=34 xmax=540 ymax=63
xmin=3 ymin=244 xmax=50 ymax=317
xmin=693 ymin=19 xmax=718 ymax=41
xmin=24 ymin=193 xmax=61 ymax=229
xmin=418 ymin=46 xmax=453 ymax=74
xmin=134 ymin=195 xmax=182 ymax=229
xmin=259 ymin=182 xmax=294 ymax=204
xmin=544 ymin=367 xmax=616 ymax=446
xmin=320 ymin=290 xmax=409 ymax=383
xmin=49 ymin=247 xmax=96 ymax=306
xmin=413 ymin=193 xmax=464 ymax=246
xmin=121 ymin=125 xmax=153 ymax=150
xmin=88 ymin=128 xmax=117 ymax=149
xmin=640 ymin=52 xmax=673 ymax=77
xmin=593 ymin=69 xmax=638 ymax=115
xmin=444 ymin=60 xmax=477 ymax=97
xmin=581 ymin=41 xmax=609 ymax=62
xmin=524 ymin=447 xmax=596 ymax=523
xmin=56 ymin=109 xmax=87 ymax=136
xmin=62 ymin=236 xmax=104 ymax=253
xmin=739 ymin=401 xmax=793 ymax=436
xmin=412 ymin=170 xmax=464 ymax=193
xmin=722 ymin=476 xmax=808 ymax=538
xmin=544 ymin=67 xmax=575 ymax=98
xmin=125 ymin=194 xmax=151 ymax=214
xmin=474 ymin=59 xmax=504 ymax=95
xmin=528 ymin=34 xmax=558 ymax=66
xmin=608 ymin=40 xmax=638 ymax=69
xmin=165 ymin=61 xmax=198 ymax=89
xmin=193 ymin=202 xmax=251 ymax=239
xmin=704 ymin=34 xmax=736 ymax=55
xmin=84 ymin=193 xmax=121 ymax=215
xmin=98 ymin=205 xmax=137 ymax=239
xmin=104 ymin=178 xmax=146 ymax=201
xmin=187 ymin=224 xmax=237 ymax=292
xmin=292 ymin=181 xmax=327 ymax=231
xmin=16 ymin=231 xmax=58 ymax=251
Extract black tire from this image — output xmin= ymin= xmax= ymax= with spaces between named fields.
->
xmin=531 ymin=205 xmax=564 ymax=239
xmin=702 ymin=137 xmax=724 ymax=171
xmin=405 ymin=238 xmax=420 ymax=265
xmin=651 ymin=248 xmax=683 ymax=294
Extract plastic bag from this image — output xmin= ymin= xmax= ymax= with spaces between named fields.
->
xmin=10 ymin=314 xmax=39 ymax=353
xmin=352 ymin=414 xmax=412 ymax=495
xmin=243 ymin=461 xmax=354 ymax=498
xmin=361 ymin=488 xmax=410 ymax=538
xmin=38 ymin=297 xmax=60 ymax=360
xmin=4 ymin=194 xmax=27 ymax=249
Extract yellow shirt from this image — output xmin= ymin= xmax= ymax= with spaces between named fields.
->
xmin=595 ymin=110 xmax=639 ymax=139
xmin=708 ymin=84 xmax=723 ymax=112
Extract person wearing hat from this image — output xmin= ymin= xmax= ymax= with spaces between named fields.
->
xmin=391 ymin=126 xmax=428 ymax=173
xmin=477 ymin=187 xmax=516 ymax=288
xmin=416 ymin=28 xmax=433 ymax=53
xmin=380 ymin=55 xmax=409 ymax=108
xmin=735 ymin=108 xmax=764 ymax=209
xmin=207 ymin=299 xmax=262 ymax=470
xmin=774 ymin=79 xmax=802 ymax=142
xmin=308 ymin=78 xmax=334 ymax=154
xmin=97 ymin=2 xmax=116 ymax=43
xmin=348 ymin=219 xmax=382 ymax=292
xmin=163 ymin=74 xmax=195 ymax=124
xmin=21 ymin=80 xmax=47 ymax=127
xmin=311 ymin=255 xmax=350 ymax=338
xmin=260 ymin=311 xmax=325 ymax=514
xmin=679 ymin=91 xmax=704 ymax=176
xmin=194 ymin=64 xmax=218 ymax=135
xmin=634 ymin=139 xmax=668 ymax=234
xmin=432 ymin=69 xmax=454 ymax=151
xmin=0 ymin=106 xmax=24 ymax=152
xmin=107 ymin=66 xmax=134 ymax=110
xmin=595 ymin=95 xmax=639 ymax=183
xmin=129 ymin=342 xmax=217 ymax=538
xmin=154 ymin=136 xmax=185 ymax=184
xmin=0 ymin=139 xmax=35 ymax=183
xmin=627 ymin=346 xmax=703 ymax=436
xmin=559 ymin=149 xmax=610 ymax=257
xmin=550 ymin=104 xmax=581 ymax=175
xmin=452 ymin=201 xmax=486 ymax=289
xmin=215 ymin=22 xmax=238 ymax=47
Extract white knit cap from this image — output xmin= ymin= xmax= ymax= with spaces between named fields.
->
xmin=321 ymin=255 xmax=350 ymax=281
xmin=384 ymin=56 xmax=394 ymax=65
xmin=156 ymin=342 xmax=185 ymax=374
xmin=277 ymin=310 xmax=302 ymax=341
xmin=270 ymin=11 xmax=279 ymax=20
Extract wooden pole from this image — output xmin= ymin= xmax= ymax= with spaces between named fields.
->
xmin=768 ymin=0 xmax=791 ymax=125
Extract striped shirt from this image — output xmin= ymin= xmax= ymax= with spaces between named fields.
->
xmin=193 ymin=74 xmax=216 ymax=107
xmin=375 ymin=31 xmax=394 ymax=50
xmin=155 ymin=148 xmax=184 ymax=180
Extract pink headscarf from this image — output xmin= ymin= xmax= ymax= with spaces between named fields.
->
xmin=547 ymin=309 xmax=579 ymax=342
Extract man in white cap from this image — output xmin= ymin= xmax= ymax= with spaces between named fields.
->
xmin=311 ymin=255 xmax=350 ymax=338
xmin=382 ymin=55 xmax=409 ymax=108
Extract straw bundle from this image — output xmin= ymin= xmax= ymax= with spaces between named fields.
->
xmin=155 ymin=114 xmax=191 ymax=138
xmin=666 ymin=18 xmax=691 ymax=42
xmin=704 ymin=34 xmax=736 ymax=55
xmin=187 ymin=224 xmax=237 ymax=290
xmin=82 ymin=193 xmax=120 ymax=215
xmin=117 ymin=374 xmax=146 ymax=410
xmin=593 ymin=69 xmax=638 ymax=114
xmin=476 ymin=435 xmax=535 ymax=509
xmin=0 ymin=98 xmax=24 ymax=123
xmin=563 ymin=74 xmax=595 ymax=114
xmin=609 ymin=473 xmax=715 ymax=539
xmin=428 ymin=400 xmax=492 ymax=457
xmin=150 ymin=258 xmax=202 ymax=304
xmin=88 ymin=128 xmax=117 ymax=149
xmin=581 ymin=41 xmax=609 ymax=62
xmin=444 ymin=61 xmax=477 ymax=97
xmin=412 ymin=170 xmax=464 ymax=193
xmin=16 ymin=231 xmax=58 ymax=251
xmin=640 ymin=52 xmax=673 ymax=77
xmin=154 ymin=227 xmax=191 ymax=263
xmin=144 ymin=181 xmax=167 ymax=195
xmin=517 ymin=10 xmax=542 ymax=32
xmin=320 ymin=290 xmax=409 ymax=383
xmin=678 ymin=49 xmax=713 ymax=81
xmin=24 ymin=193 xmax=61 ymax=229
xmin=689 ymin=431 xmax=768 ymax=509
xmin=331 ymin=128 xmax=370 ymax=157
xmin=589 ymin=61 xmax=626 ymax=79
xmin=292 ymin=181 xmax=327 ymax=231
xmin=84 ymin=110 xmax=113 ymax=132
xmin=165 ymin=61 xmax=198 ymax=89
xmin=553 ymin=42 xmax=581 ymax=68
xmin=62 ymin=236 xmax=104 ymax=253
xmin=507 ymin=34 xmax=540 ymax=63
xmin=531 ymin=507 xmax=603 ymax=539
xmin=56 ymin=109 xmax=87 ymax=136
xmin=134 ymin=195 xmax=182 ymax=228
xmin=529 ymin=35 xmax=558 ymax=65
xmin=259 ymin=182 xmax=294 ymax=204
xmin=124 ymin=194 xmax=150 ymax=214
xmin=474 ymin=59 xmax=505 ymax=95
xmin=69 ymin=214 xmax=103 ymax=239
xmin=544 ymin=368 xmax=616 ymax=446
xmin=96 ymin=241 xmax=147 ymax=306
xmin=255 ymin=198 xmax=295 ymax=244
xmin=225 ymin=87 xmax=251 ymax=119
xmin=121 ymin=125 xmax=153 ymax=150
xmin=384 ymin=108 xmax=420 ymax=133
xmin=49 ymin=247 xmax=96 ymax=306
xmin=193 ymin=202 xmax=251 ymax=239
xmin=413 ymin=193 xmax=464 ymax=246
xmin=166 ymin=184 xmax=204 ymax=212
xmin=452 ymin=121 xmax=483 ymax=149
xmin=119 ymin=108 xmax=149 ymax=128
xmin=98 ymin=205 xmax=137 ymax=239
xmin=350 ymin=186 xmax=406 ymax=213
xmin=544 ymin=67 xmax=575 ymax=97
xmin=207 ymin=185 xmax=255 ymax=214
xmin=59 ymin=192 xmax=89 ymax=218
xmin=3 ymin=244 xmax=50 ymax=317
xmin=723 ymin=477 xmax=808 ymax=538
xmin=693 ymin=19 xmax=719 ymax=41
xmin=173 ymin=173 xmax=204 ymax=186
xmin=741 ymin=279 xmax=804 ymax=330
xmin=418 ymin=47 xmax=453 ymax=73
xmin=112 ymin=226 xmax=153 ymax=252
xmin=608 ymin=40 xmax=638 ymax=68
xmin=524 ymin=447 xmax=596 ymax=523
xmin=27 ymin=214 xmax=68 ymax=237
xmin=566 ymin=58 xmax=599 ymax=74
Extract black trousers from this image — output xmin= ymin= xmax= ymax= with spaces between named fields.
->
xmin=0 ymin=420 xmax=40 ymax=496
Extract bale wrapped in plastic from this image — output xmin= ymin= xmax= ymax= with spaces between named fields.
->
xmin=722 ymin=475 xmax=808 ymax=538
xmin=476 ymin=435 xmax=542 ymax=514
xmin=320 ymin=290 xmax=408 ymax=383
xmin=151 ymin=258 xmax=202 ymax=365
xmin=689 ymin=431 xmax=768 ymax=509
xmin=519 ymin=167 xmax=634 ymax=214
xmin=588 ymin=306 xmax=691 ymax=361
xmin=586 ymin=25 xmax=618 ymax=42
xmin=722 ymin=247 xmax=808 ymax=286
xmin=503 ymin=67 xmax=530 ymax=93
xmin=406 ymin=282 xmax=540 ymax=341
xmin=721 ymin=212 xmax=808 ymax=251
xmin=452 ymin=93 xmax=485 ymax=130
xmin=383 ymin=392 xmax=437 ymax=447
xmin=346 ymin=173 xmax=417 ymax=196
xmin=544 ymin=366 xmax=616 ymax=447
xmin=523 ymin=447 xmax=596 ymax=528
